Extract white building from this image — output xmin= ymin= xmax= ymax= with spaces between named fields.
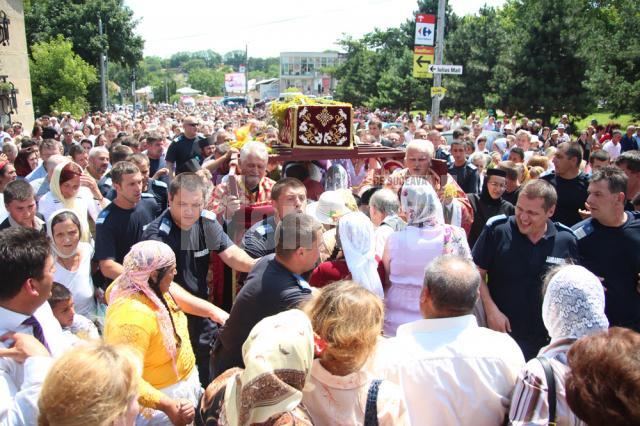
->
xmin=279 ymin=51 xmax=343 ymax=95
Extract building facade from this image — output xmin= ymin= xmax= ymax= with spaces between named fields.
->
xmin=279 ymin=51 xmax=343 ymax=96
xmin=0 ymin=0 xmax=35 ymax=129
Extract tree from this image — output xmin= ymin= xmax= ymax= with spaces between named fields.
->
xmin=24 ymin=0 xmax=144 ymax=69
xmin=490 ymin=0 xmax=594 ymax=121
xmin=30 ymin=36 xmax=98 ymax=116
xmin=223 ymin=50 xmax=247 ymax=71
xmin=333 ymin=37 xmax=381 ymax=106
xmin=188 ymin=68 xmax=225 ymax=96
xmin=581 ymin=0 xmax=640 ymax=117
xmin=441 ymin=6 xmax=505 ymax=114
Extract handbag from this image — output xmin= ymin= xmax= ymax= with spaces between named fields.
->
xmin=537 ymin=356 xmax=557 ymax=425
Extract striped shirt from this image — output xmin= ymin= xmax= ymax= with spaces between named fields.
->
xmin=509 ymin=338 xmax=586 ymax=426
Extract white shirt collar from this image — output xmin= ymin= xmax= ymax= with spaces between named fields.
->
xmin=396 ymin=314 xmax=477 ymax=336
xmin=0 ymin=304 xmax=31 ymax=335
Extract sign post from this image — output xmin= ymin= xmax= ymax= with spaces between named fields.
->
xmin=430 ymin=0 xmax=446 ymax=124
xmin=414 ymin=14 xmax=436 ymax=46
xmin=428 ymin=64 xmax=463 ymax=75
xmin=413 ymin=46 xmax=435 ymax=79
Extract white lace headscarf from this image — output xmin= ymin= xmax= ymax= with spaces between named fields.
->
xmin=338 ymin=212 xmax=383 ymax=299
xmin=542 ymin=265 xmax=609 ymax=342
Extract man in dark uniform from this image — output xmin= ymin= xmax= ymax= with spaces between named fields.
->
xmin=210 ymin=212 xmax=322 ymax=379
xmin=94 ymin=161 xmax=161 ymax=281
xmin=107 ymin=153 xmax=169 ymax=211
xmin=242 ymin=177 xmax=307 ymax=259
xmin=165 ymin=116 xmax=205 ymax=178
xmin=573 ymin=166 xmax=640 ymax=331
xmin=473 ymin=179 xmax=579 ymax=360
xmin=449 ymin=140 xmax=480 ymax=194
xmin=542 ymin=142 xmax=589 ymax=227
xmin=141 ymin=173 xmax=257 ymax=385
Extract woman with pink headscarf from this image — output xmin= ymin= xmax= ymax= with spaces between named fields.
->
xmin=104 ymin=240 xmax=228 ymax=425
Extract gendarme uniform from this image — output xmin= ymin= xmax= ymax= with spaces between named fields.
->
xmin=472 ymin=214 xmax=579 ymax=360
xmin=572 ymin=211 xmax=640 ymax=331
xmin=141 ymin=208 xmax=234 ymax=386
xmin=105 ymin=179 xmax=167 ymax=211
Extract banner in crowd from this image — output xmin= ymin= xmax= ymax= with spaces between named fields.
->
xmin=225 ymin=73 xmax=246 ymax=93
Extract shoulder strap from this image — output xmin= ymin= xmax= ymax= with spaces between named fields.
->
xmin=364 ymin=379 xmax=382 ymax=426
xmin=537 ymin=356 xmax=557 ymax=425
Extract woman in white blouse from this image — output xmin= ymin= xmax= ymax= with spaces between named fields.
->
xmin=47 ymin=209 xmax=97 ymax=321
xmin=38 ymin=160 xmax=109 ymax=242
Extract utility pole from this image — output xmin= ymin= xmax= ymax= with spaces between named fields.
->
xmin=164 ymin=79 xmax=168 ymax=103
xmin=98 ymin=16 xmax=107 ymax=112
xmin=131 ymin=70 xmax=136 ymax=120
xmin=430 ymin=0 xmax=446 ymax=124
xmin=244 ymin=44 xmax=249 ymax=108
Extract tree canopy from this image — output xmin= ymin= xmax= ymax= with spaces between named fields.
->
xmin=30 ymin=36 xmax=98 ymax=116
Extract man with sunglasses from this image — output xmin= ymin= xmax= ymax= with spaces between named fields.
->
xmin=165 ymin=116 xmax=206 ymax=179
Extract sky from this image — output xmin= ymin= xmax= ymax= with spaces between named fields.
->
xmin=124 ymin=0 xmax=507 ymax=59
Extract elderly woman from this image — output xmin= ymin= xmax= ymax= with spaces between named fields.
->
xmin=198 ymin=309 xmax=315 ymax=425
xmin=509 ymin=265 xmax=609 ymax=426
xmin=369 ymin=188 xmax=405 ymax=258
xmin=309 ymin=212 xmax=384 ymax=298
xmin=105 ymin=241 xmax=227 ymax=425
xmin=302 ymin=281 xmax=408 ymax=425
xmin=38 ymin=342 xmax=140 ymax=426
xmin=382 ymin=179 xmax=471 ymax=336
xmin=47 ymin=209 xmax=97 ymax=320
xmin=38 ymin=160 xmax=109 ymax=241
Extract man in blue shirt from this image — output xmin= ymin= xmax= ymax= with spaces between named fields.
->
xmin=573 ymin=166 xmax=640 ymax=331
xmin=473 ymin=180 xmax=579 ymax=360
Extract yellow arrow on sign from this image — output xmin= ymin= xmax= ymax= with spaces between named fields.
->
xmin=413 ymin=46 xmax=434 ymax=79
xmin=430 ymin=86 xmax=447 ymax=96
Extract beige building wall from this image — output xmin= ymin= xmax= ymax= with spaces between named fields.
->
xmin=0 ymin=0 xmax=35 ymax=130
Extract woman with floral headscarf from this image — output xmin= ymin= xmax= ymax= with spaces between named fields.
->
xmin=104 ymin=240 xmax=228 ymax=425
xmin=509 ymin=265 xmax=608 ymax=426
xmin=382 ymin=178 xmax=471 ymax=336
xmin=198 ymin=309 xmax=315 ymax=426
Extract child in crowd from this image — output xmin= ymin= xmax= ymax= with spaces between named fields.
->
xmin=48 ymin=282 xmax=100 ymax=344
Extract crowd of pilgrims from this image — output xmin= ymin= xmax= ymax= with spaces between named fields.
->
xmin=0 ymin=104 xmax=639 ymax=425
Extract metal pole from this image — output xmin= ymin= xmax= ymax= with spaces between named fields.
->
xmin=244 ymin=44 xmax=249 ymax=107
xmin=98 ymin=16 xmax=107 ymax=112
xmin=430 ymin=0 xmax=446 ymax=125
xmin=164 ymin=79 xmax=168 ymax=103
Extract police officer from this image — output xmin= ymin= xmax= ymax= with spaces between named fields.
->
xmin=448 ymin=140 xmax=480 ymax=194
xmin=572 ymin=166 xmax=640 ymax=331
xmin=126 ymin=153 xmax=168 ymax=211
xmin=141 ymin=172 xmax=257 ymax=385
xmin=94 ymin=161 xmax=161 ymax=281
xmin=472 ymin=179 xmax=579 ymax=360
xmin=165 ymin=116 xmax=206 ymax=178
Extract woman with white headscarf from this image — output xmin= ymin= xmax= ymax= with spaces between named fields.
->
xmin=47 ymin=209 xmax=96 ymax=320
xmin=509 ymin=265 xmax=608 ymax=426
xmin=309 ymin=212 xmax=384 ymax=298
xmin=382 ymin=178 xmax=471 ymax=336
xmin=38 ymin=160 xmax=109 ymax=241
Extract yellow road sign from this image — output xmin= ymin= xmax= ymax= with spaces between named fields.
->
xmin=430 ymin=86 xmax=447 ymax=96
xmin=413 ymin=46 xmax=434 ymax=79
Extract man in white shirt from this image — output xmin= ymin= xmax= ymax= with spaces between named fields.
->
xmin=0 ymin=228 xmax=67 ymax=425
xmin=603 ymin=130 xmax=623 ymax=160
xmin=373 ymin=255 xmax=525 ymax=425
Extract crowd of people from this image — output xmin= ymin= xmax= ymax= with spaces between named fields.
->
xmin=0 ymin=103 xmax=639 ymax=426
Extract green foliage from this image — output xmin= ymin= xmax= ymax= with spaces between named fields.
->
xmin=580 ymin=0 xmax=640 ymax=118
xmin=24 ymin=0 xmax=144 ymax=69
xmin=30 ymin=36 xmax=98 ymax=116
xmin=187 ymin=68 xmax=225 ymax=96
xmin=223 ymin=50 xmax=247 ymax=71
